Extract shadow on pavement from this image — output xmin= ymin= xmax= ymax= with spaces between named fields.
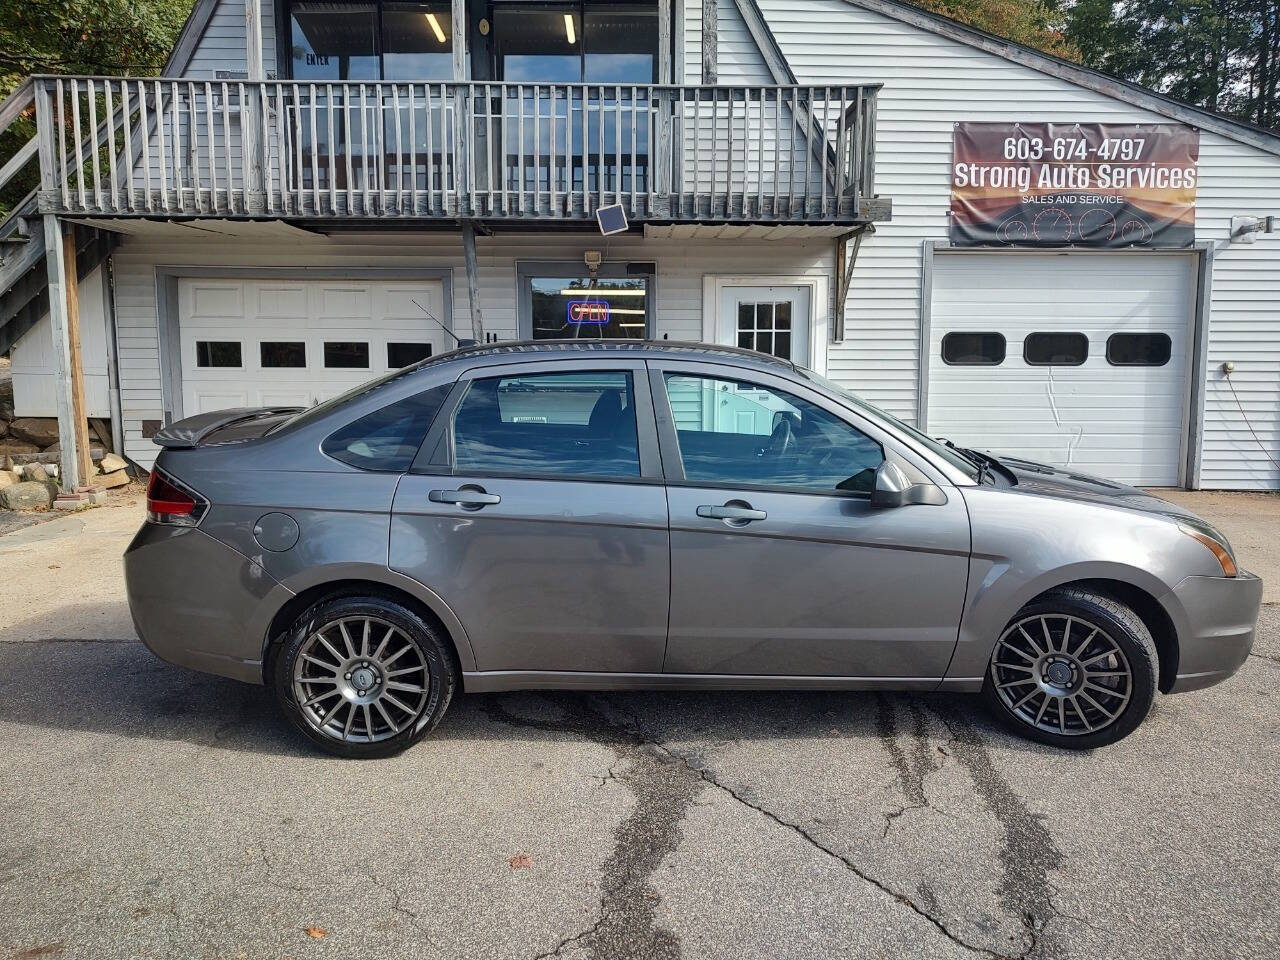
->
xmin=0 ymin=633 xmax=1041 ymax=757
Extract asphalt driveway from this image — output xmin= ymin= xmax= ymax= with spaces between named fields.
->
xmin=1 ymin=498 xmax=1277 ymax=960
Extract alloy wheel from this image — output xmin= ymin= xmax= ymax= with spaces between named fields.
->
xmin=989 ymin=614 xmax=1133 ymax=736
xmin=291 ymin=615 xmax=431 ymax=743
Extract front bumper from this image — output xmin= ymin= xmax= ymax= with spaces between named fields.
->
xmin=1167 ymin=571 xmax=1263 ymax=693
xmin=124 ymin=522 xmax=282 ymax=684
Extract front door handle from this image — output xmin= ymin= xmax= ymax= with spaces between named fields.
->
xmin=697 ymin=502 xmax=767 ymax=523
xmin=429 ymin=487 xmax=501 ymax=508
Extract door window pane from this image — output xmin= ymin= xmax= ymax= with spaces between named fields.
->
xmin=941 ymin=332 xmax=1005 ymax=366
xmin=260 ymin=341 xmax=307 ymax=368
xmin=324 ymin=341 xmax=371 ymax=368
xmin=382 ymin=2 xmax=453 ymax=80
xmin=529 ymin=276 xmax=648 ymax=340
xmin=196 ymin=341 xmax=242 ymax=368
xmin=1106 ymin=333 xmax=1172 ymax=366
xmin=323 ymin=384 xmax=452 ymax=471
xmin=388 ymin=342 xmax=433 ymax=367
xmin=736 ymin=301 xmax=793 ymax=360
xmin=1024 ymin=332 xmax=1088 ymax=366
xmin=453 ymin=371 xmax=640 ymax=478
xmin=291 ymin=3 xmax=380 ymax=81
xmin=664 ymin=373 xmax=884 ymax=493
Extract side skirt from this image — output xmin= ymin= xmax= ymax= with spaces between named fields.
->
xmin=461 ymin=671 xmax=981 ymax=694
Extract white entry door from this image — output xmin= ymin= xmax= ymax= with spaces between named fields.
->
xmin=178 ymin=278 xmax=448 ymax=417
xmin=717 ymin=284 xmax=811 ymax=365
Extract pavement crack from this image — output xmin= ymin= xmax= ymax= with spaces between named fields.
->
xmin=252 ymin=840 xmax=310 ymax=896
xmin=1248 ymin=651 xmax=1280 ymax=665
xmin=363 ymin=871 xmax=444 ymax=952
xmin=875 ymin=695 xmax=943 ymax=837
xmin=484 ymin=695 xmax=698 ymax=960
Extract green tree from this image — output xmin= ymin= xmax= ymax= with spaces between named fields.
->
xmin=915 ymin=0 xmax=1081 ymax=60
xmin=0 ymin=0 xmax=193 ymax=215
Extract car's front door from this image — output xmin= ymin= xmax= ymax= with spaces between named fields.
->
xmin=653 ymin=361 xmax=970 ymax=681
xmin=390 ymin=359 xmax=670 ymax=675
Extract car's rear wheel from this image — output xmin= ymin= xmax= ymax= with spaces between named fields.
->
xmin=273 ymin=595 xmax=456 ymax=758
xmin=981 ymin=588 xmax=1158 ymax=749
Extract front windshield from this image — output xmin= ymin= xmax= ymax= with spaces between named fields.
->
xmin=798 ymin=369 xmax=980 ymax=480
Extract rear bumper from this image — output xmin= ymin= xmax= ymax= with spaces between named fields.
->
xmin=124 ymin=522 xmax=282 ymax=684
xmin=1167 ymin=572 xmax=1263 ymax=693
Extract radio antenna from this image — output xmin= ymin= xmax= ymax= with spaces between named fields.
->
xmin=411 ymin=298 xmax=467 ymax=347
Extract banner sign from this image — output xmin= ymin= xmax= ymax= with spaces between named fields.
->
xmin=567 ymin=299 xmax=610 ymax=325
xmin=950 ymin=122 xmax=1199 ymax=247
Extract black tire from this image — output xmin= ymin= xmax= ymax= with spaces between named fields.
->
xmin=981 ymin=587 xmax=1158 ymax=750
xmin=272 ymin=594 xmax=457 ymax=758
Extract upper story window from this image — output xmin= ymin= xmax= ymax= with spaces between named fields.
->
xmin=289 ymin=1 xmax=454 ymax=81
xmin=493 ymin=2 xmax=659 ymax=83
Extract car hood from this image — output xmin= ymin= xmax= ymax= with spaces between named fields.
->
xmin=990 ymin=454 xmax=1202 ymax=522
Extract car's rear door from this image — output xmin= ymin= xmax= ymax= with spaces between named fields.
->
xmin=390 ymin=358 xmax=670 ymax=675
xmin=652 ymin=359 xmax=970 ymax=682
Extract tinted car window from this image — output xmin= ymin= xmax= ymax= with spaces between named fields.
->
xmin=1107 ymin=332 xmax=1171 ymax=366
xmin=942 ymin=332 xmax=1005 ymax=365
xmin=663 ymin=373 xmax=884 ymax=493
xmin=452 ymin=371 xmax=641 ymax=478
xmin=1024 ymin=333 xmax=1088 ymax=366
xmin=322 ymin=384 xmax=451 ymax=471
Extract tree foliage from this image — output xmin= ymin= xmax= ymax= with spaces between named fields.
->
xmin=0 ymin=0 xmax=192 ymax=215
xmin=914 ymin=0 xmax=1080 ymax=60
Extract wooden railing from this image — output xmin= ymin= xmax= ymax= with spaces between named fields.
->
xmin=17 ymin=77 xmax=886 ymax=224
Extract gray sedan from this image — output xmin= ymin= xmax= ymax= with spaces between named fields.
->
xmin=124 ymin=341 xmax=1262 ymax=757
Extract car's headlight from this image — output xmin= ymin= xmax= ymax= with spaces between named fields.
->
xmin=1178 ymin=523 xmax=1239 ymax=577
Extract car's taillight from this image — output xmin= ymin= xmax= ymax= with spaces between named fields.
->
xmin=146 ymin=470 xmax=208 ymax=526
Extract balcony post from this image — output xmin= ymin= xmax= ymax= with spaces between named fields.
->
xmin=41 ymin=216 xmax=90 ymax=498
xmin=702 ymin=0 xmax=717 ymax=84
xmin=243 ymin=0 xmax=266 ymax=213
xmin=452 ymin=0 xmax=471 ymax=213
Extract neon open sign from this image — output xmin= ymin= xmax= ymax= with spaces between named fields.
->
xmin=567 ymin=299 xmax=610 ymax=325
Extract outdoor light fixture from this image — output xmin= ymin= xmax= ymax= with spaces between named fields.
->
xmin=564 ymin=14 xmax=576 ymax=44
xmin=1230 ymin=214 xmax=1276 ymax=243
xmin=425 ymin=12 xmax=447 ymax=44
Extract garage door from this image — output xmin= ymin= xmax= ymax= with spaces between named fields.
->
xmin=926 ymin=252 xmax=1193 ymax=487
xmin=178 ymin=278 xmax=448 ymax=416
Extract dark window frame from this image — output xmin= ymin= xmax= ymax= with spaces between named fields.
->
xmin=941 ymin=331 xmax=1006 ymax=366
xmin=195 ymin=340 xmax=243 ymax=369
xmin=260 ymin=340 xmax=308 ymax=368
xmin=1023 ymin=332 xmax=1089 ymax=367
xmin=323 ymin=341 xmax=372 ymax=369
xmin=1105 ymin=332 xmax=1172 ymax=367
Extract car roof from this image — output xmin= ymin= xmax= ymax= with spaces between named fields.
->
xmin=424 ymin=339 xmax=798 ymax=374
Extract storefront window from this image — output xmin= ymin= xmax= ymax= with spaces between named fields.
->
xmin=289 ymin=1 xmax=453 ymax=80
xmin=493 ymin=3 xmax=659 ymax=83
xmin=528 ymin=276 xmax=648 ymax=340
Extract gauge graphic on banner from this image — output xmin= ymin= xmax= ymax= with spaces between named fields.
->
xmin=567 ymin=299 xmax=611 ymax=325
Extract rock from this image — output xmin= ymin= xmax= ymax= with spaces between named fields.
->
xmin=8 ymin=418 xmax=60 ymax=447
xmin=93 ymin=469 xmax=130 ymax=490
xmin=0 ymin=471 xmax=15 ymax=490
xmin=0 ymin=419 xmax=7 ymax=439
xmin=0 ymin=481 xmax=53 ymax=511
xmin=24 ymin=463 xmax=50 ymax=483
xmin=98 ymin=453 xmax=127 ymax=474
xmin=10 ymin=447 xmax=103 ymax=465
xmin=0 ymin=438 xmax=40 ymax=457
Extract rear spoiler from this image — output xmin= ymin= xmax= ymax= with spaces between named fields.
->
xmin=153 ymin=407 xmax=303 ymax=448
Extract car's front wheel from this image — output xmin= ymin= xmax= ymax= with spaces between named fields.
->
xmin=982 ymin=588 xmax=1158 ymax=749
xmin=273 ymin=595 xmax=457 ymax=758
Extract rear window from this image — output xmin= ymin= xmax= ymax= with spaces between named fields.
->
xmin=322 ymin=384 xmax=452 ymax=471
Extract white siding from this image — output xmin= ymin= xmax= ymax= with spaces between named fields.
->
xmin=109 ymin=229 xmax=834 ymax=467
xmin=11 ymin=267 xmax=112 ymax=419
xmin=180 ymin=0 xmax=278 ymax=79
xmin=752 ymin=0 xmax=1280 ymax=489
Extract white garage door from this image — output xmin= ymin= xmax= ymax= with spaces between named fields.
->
xmin=927 ymin=252 xmax=1194 ymax=487
xmin=178 ymin=278 xmax=449 ymax=416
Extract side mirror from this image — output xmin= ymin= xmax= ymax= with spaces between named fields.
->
xmin=870 ymin=461 xmax=946 ymax=509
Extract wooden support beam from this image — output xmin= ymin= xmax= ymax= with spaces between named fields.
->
xmin=62 ymin=227 xmax=93 ymax=484
xmin=832 ymin=224 xmax=871 ymax=343
xmin=41 ymin=215 xmax=85 ymax=493
xmin=702 ymin=0 xmax=718 ymax=83
xmin=452 ymin=0 xmax=468 ymax=81
xmin=461 ymin=223 xmax=485 ymax=342
xmin=245 ymin=0 xmax=264 ymax=81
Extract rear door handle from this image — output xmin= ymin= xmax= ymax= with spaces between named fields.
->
xmin=697 ymin=503 xmax=767 ymax=523
xmin=429 ymin=488 xmax=501 ymax=508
